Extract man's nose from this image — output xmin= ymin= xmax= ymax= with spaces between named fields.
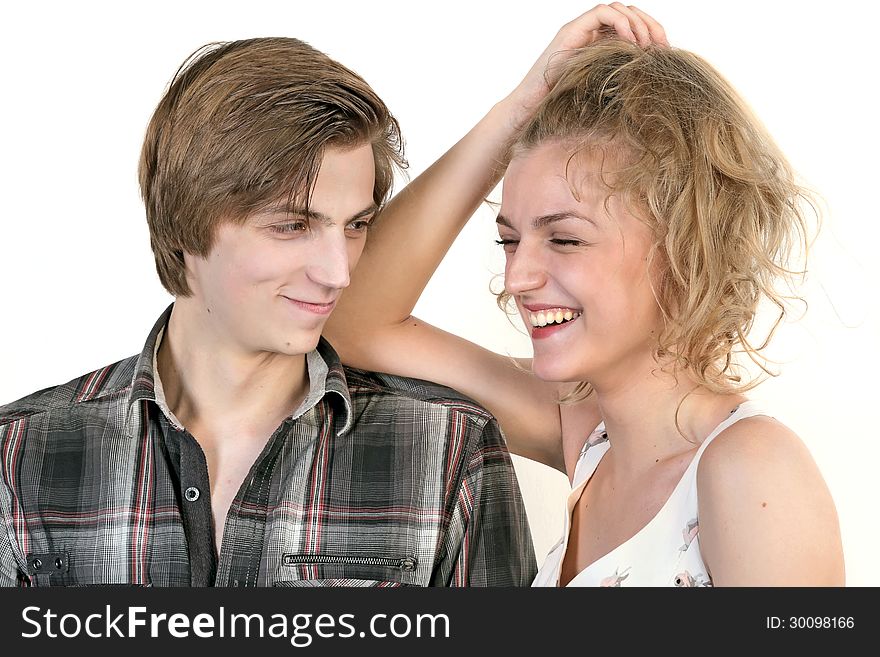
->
xmin=306 ymin=232 xmax=352 ymax=290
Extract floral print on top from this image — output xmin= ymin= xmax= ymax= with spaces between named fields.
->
xmin=532 ymin=401 xmax=769 ymax=587
xmin=580 ymin=430 xmax=609 ymax=455
xmin=674 ymin=570 xmax=712 ymax=587
xmin=599 ymin=567 xmax=630 ymax=587
xmin=679 ymin=518 xmax=700 ymax=553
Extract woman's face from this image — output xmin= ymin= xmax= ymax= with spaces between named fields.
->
xmin=498 ymin=141 xmax=664 ymax=388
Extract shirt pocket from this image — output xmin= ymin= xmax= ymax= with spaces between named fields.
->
xmin=272 ymin=553 xmax=422 ymax=587
xmin=26 ymin=551 xmax=151 ymax=587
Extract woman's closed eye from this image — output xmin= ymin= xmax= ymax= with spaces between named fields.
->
xmin=496 ymin=237 xmax=588 ymax=249
xmin=549 ymin=238 xmax=587 ymax=247
xmin=495 ymin=238 xmax=519 ymax=253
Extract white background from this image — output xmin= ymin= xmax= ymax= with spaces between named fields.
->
xmin=2 ymin=1 xmax=878 ymax=584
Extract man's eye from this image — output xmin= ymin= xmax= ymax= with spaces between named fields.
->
xmin=271 ymin=222 xmax=307 ymax=234
xmin=347 ymin=219 xmax=372 ymax=232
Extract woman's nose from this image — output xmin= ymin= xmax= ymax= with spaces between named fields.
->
xmin=504 ymin=243 xmax=547 ymax=295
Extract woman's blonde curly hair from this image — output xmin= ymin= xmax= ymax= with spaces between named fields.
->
xmin=499 ymin=40 xmax=814 ymax=402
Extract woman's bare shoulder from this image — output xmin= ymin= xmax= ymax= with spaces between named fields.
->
xmin=696 ymin=415 xmax=845 ymax=585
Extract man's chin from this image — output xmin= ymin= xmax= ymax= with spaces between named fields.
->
xmin=272 ymin=333 xmax=321 ymax=357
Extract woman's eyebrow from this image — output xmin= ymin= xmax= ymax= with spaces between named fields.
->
xmin=496 ymin=211 xmax=597 ymax=229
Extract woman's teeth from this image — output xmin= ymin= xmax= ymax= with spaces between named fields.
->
xmin=528 ymin=308 xmax=581 ymax=327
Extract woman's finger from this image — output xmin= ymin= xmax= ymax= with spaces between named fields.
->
xmin=627 ymin=5 xmax=669 ymax=45
xmin=609 ymin=2 xmax=652 ymax=46
xmin=556 ymin=4 xmax=638 ymax=47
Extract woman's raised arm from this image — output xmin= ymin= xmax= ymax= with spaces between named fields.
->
xmin=324 ymin=5 xmax=667 ymax=470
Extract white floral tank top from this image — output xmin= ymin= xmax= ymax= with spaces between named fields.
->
xmin=532 ymin=401 xmax=768 ymax=587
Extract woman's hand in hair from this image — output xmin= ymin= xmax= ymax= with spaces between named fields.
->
xmin=502 ymin=4 xmax=668 ymax=129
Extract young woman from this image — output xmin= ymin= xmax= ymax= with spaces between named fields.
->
xmin=324 ymin=4 xmax=844 ymax=586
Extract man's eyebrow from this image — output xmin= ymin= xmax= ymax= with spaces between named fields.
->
xmin=263 ymin=203 xmax=378 ymax=224
xmin=496 ymin=211 xmax=597 ymax=229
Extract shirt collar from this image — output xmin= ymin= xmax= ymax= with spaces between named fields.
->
xmin=151 ymin=324 xmax=185 ymax=430
xmin=125 ymin=304 xmax=171 ymax=428
xmin=125 ymin=304 xmax=354 ymax=436
xmin=316 ymin=337 xmax=354 ymax=436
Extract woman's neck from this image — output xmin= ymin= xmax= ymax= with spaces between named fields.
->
xmin=590 ymin=363 xmax=746 ymax=479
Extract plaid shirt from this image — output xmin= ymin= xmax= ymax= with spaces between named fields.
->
xmin=0 ymin=307 xmax=535 ymax=587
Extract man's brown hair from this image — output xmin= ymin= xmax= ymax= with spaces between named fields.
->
xmin=139 ymin=37 xmax=405 ymax=296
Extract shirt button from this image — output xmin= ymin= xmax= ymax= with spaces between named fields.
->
xmin=184 ymin=486 xmax=200 ymax=502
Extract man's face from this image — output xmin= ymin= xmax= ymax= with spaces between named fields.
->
xmin=185 ymin=143 xmax=377 ymax=356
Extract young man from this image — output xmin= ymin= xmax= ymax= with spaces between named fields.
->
xmin=0 ymin=38 xmax=535 ymax=586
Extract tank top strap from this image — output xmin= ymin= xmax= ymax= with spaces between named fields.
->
xmin=665 ymin=400 xmax=772 ymax=527
xmin=692 ymin=399 xmax=770 ymax=464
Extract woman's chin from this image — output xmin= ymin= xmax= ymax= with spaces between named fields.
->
xmin=530 ymin=359 xmax=589 ymax=385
